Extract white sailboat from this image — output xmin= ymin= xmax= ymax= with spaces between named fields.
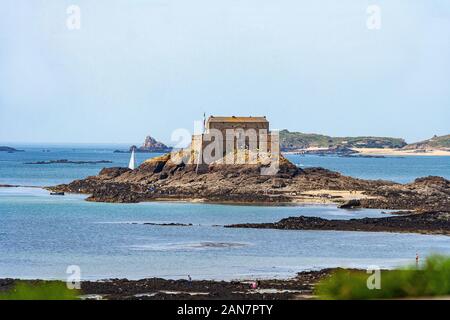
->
xmin=128 ymin=147 xmax=136 ymax=170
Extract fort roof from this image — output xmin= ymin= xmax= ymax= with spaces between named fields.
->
xmin=207 ymin=116 xmax=268 ymax=123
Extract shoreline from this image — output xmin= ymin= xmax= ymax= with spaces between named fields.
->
xmin=352 ymin=147 xmax=450 ymax=157
xmin=226 ymin=211 xmax=450 ymax=236
xmin=0 ymin=269 xmax=335 ymax=300
xmin=283 ymin=147 xmax=450 ymax=156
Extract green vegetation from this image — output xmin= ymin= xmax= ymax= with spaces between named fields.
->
xmin=316 ymin=255 xmax=450 ymax=299
xmin=279 ymin=130 xmax=407 ymax=151
xmin=0 ymin=282 xmax=80 ymax=300
xmin=405 ymin=134 xmax=450 ymax=150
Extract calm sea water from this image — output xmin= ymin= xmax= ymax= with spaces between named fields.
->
xmin=0 ymin=145 xmax=449 ymax=280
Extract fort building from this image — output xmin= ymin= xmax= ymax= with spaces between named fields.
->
xmin=190 ymin=116 xmax=274 ymax=164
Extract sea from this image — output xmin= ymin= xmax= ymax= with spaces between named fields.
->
xmin=1 ymin=144 xmax=449 ymax=280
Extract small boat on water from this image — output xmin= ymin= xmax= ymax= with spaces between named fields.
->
xmin=50 ymin=192 xmax=65 ymax=196
xmin=128 ymin=147 xmax=136 ymax=170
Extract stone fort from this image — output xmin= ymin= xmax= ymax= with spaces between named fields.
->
xmin=190 ymin=116 xmax=275 ymax=164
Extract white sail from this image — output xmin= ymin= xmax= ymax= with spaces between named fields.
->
xmin=128 ymin=148 xmax=136 ymax=170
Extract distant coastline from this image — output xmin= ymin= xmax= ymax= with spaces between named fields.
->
xmin=351 ymin=147 xmax=450 ymax=157
xmin=283 ymin=147 xmax=450 ymax=157
xmin=0 ymin=146 xmax=24 ymax=153
xmin=279 ymin=131 xmax=450 ymax=156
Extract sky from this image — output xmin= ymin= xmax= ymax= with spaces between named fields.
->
xmin=1 ymin=0 xmax=449 ymax=144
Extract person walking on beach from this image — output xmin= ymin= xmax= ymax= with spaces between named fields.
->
xmin=416 ymin=253 xmax=419 ymax=267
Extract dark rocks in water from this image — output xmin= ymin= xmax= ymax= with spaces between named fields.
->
xmin=360 ymin=175 xmax=450 ymax=212
xmin=338 ymin=199 xmax=361 ymax=209
xmin=25 ymin=159 xmax=113 ymax=165
xmin=292 ymin=146 xmax=386 ymax=158
xmin=345 ymin=154 xmax=386 ymax=159
xmin=140 ymin=222 xmax=193 ymax=227
xmin=0 ymin=146 xmax=24 ymax=152
xmin=50 ymin=192 xmax=65 ymax=196
xmin=226 ymin=211 xmax=450 ymax=236
xmin=48 ymin=152 xmax=450 ymax=212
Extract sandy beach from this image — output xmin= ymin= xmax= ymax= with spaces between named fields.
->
xmin=351 ymin=148 xmax=450 ymax=157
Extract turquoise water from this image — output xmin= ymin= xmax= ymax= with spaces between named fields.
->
xmin=1 ymin=146 xmax=449 ymax=186
xmin=287 ymin=154 xmax=450 ymax=184
xmin=0 ymin=145 xmax=449 ymax=280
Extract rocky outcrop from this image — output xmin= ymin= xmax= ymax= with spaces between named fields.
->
xmin=360 ymin=176 xmax=450 ymax=211
xmin=141 ymin=136 xmax=171 ymax=151
xmin=114 ymin=135 xmax=172 ymax=153
xmin=48 ymin=152 xmax=450 ymax=212
xmin=226 ymin=211 xmax=450 ymax=236
xmin=301 ymin=146 xmax=358 ymax=156
xmin=0 ymin=146 xmax=24 ymax=152
xmin=403 ymin=134 xmax=450 ymax=151
xmin=338 ymin=199 xmax=361 ymax=209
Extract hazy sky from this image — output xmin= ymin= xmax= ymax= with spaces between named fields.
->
xmin=1 ymin=0 xmax=449 ymax=144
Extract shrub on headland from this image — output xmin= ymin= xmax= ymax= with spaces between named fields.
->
xmin=0 ymin=282 xmax=79 ymax=300
xmin=316 ymin=255 xmax=450 ymax=299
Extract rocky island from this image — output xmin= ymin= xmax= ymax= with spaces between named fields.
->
xmin=48 ymin=152 xmax=449 ymax=210
xmin=25 ymin=159 xmax=113 ymax=165
xmin=226 ymin=211 xmax=450 ymax=236
xmin=114 ymin=135 xmax=172 ymax=153
xmin=0 ymin=146 xmax=24 ymax=153
xmin=48 ymin=116 xmax=450 ymax=236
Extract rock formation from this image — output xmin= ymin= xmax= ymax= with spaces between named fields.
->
xmin=0 ymin=146 xmax=24 ymax=152
xmin=114 ymin=135 xmax=172 ymax=153
xmin=403 ymin=134 xmax=450 ymax=151
xmin=48 ymin=151 xmax=450 ymax=213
